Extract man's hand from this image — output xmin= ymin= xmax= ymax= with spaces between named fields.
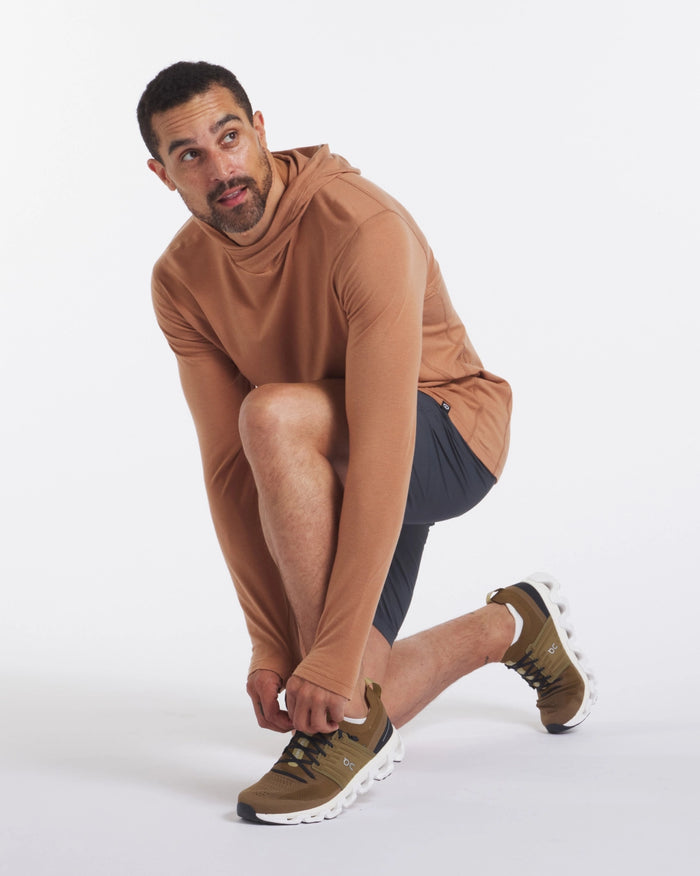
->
xmin=285 ymin=675 xmax=347 ymax=735
xmin=246 ymin=669 xmax=293 ymax=733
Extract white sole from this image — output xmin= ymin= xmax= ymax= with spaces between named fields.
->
xmin=522 ymin=572 xmax=598 ymax=730
xmin=251 ymin=727 xmax=405 ymax=825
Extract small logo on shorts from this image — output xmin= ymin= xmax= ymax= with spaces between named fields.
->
xmin=441 ymin=401 xmax=451 ymax=412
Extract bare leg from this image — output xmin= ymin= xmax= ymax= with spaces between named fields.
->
xmin=239 ymin=381 xmax=367 ymax=717
xmin=239 ymin=379 xmax=515 ymax=727
xmin=363 ymin=604 xmax=514 ymax=727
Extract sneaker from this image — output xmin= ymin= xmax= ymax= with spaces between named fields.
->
xmin=237 ymin=681 xmax=404 ymax=824
xmin=487 ymin=573 xmax=597 ymax=734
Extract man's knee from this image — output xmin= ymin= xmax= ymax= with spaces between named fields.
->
xmin=239 ymin=384 xmax=298 ymax=455
xmin=239 ymin=380 xmax=348 ymax=472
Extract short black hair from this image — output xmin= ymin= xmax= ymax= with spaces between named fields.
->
xmin=137 ymin=61 xmax=254 ymax=162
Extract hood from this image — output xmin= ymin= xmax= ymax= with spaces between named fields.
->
xmin=192 ymin=145 xmax=360 ymax=273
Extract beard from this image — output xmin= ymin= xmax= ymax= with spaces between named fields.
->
xmin=191 ymin=147 xmax=273 ymax=236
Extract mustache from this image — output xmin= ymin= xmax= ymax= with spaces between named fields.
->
xmin=207 ymin=176 xmax=257 ymax=207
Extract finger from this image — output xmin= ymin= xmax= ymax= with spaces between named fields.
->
xmin=253 ymin=701 xmax=292 ymax=733
xmin=311 ymin=691 xmax=344 ymax=733
xmin=257 ymin=690 xmax=293 ymax=733
xmin=265 ymin=698 xmax=293 ymax=733
xmin=315 ymin=697 xmax=340 ymax=733
xmin=326 ymin=698 xmax=345 ymax=728
xmin=320 ymin=706 xmax=340 ymax=733
xmin=250 ymin=693 xmax=270 ymax=730
xmin=287 ymin=692 xmax=312 ymax=734
xmin=285 ymin=687 xmax=297 ymax=726
xmin=304 ymin=709 xmax=337 ymax=735
xmin=293 ymin=697 xmax=338 ymax=735
xmin=293 ymin=707 xmax=315 ymax=736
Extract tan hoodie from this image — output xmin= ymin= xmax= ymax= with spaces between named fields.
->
xmin=152 ymin=145 xmax=512 ymax=699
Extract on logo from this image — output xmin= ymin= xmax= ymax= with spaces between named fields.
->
xmin=548 ymin=643 xmax=559 ymax=655
xmin=343 ymin=757 xmax=355 ymax=771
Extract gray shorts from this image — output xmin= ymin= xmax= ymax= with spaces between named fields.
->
xmin=373 ymin=391 xmax=497 ymax=643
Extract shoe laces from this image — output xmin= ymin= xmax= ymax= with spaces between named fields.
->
xmin=274 ymin=729 xmax=360 ymax=782
xmin=508 ymin=650 xmax=562 ymax=694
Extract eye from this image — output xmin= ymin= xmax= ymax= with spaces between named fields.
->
xmin=180 ymin=149 xmax=199 ymax=163
xmin=222 ymin=130 xmax=238 ymax=144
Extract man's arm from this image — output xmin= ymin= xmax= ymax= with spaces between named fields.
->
xmin=152 ymin=275 xmax=299 ymax=730
xmin=291 ymin=211 xmax=426 ymax=703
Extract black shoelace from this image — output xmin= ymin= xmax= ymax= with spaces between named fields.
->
xmin=272 ymin=730 xmax=360 ymax=783
xmin=509 ymin=651 xmax=562 ymax=694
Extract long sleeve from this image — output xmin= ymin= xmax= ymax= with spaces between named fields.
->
xmin=152 ymin=275 xmax=301 ymax=682
xmin=293 ymin=211 xmax=426 ymax=698
xmin=149 ymin=146 xmax=511 ymax=701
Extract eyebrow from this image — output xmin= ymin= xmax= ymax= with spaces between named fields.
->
xmin=167 ymin=113 xmax=244 ymax=156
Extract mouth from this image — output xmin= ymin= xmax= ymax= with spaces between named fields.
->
xmin=216 ymin=185 xmax=247 ymax=208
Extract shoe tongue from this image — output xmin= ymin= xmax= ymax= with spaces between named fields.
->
xmin=280 ymin=731 xmax=327 ymax=762
xmin=285 ymin=732 xmax=312 ymax=757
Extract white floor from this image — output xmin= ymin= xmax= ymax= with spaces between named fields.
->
xmin=2 ymin=618 xmax=697 ymax=876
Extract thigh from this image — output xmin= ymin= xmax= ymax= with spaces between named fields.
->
xmin=371 ymin=393 xmax=498 ymax=644
xmin=404 ymin=392 xmax=497 ymax=526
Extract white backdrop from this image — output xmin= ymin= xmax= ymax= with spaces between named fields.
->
xmin=2 ymin=1 xmax=698 ymax=874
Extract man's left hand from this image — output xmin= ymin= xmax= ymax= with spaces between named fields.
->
xmin=285 ymin=675 xmax=347 ymax=735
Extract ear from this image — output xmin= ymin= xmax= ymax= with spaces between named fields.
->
xmin=253 ymin=110 xmax=268 ymax=148
xmin=147 ymin=158 xmax=177 ymax=191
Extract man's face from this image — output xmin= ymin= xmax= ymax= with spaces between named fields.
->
xmin=147 ymin=86 xmax=274 ymax=240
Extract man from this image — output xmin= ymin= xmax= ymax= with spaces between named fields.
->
xmin=137 ymin=61 xmax=596 ymax=825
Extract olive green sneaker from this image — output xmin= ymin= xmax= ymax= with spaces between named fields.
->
xmin=237 ymin=681 xmax=404 ymax=824
xmin=487 ymin=573 xmax=597 ymax=734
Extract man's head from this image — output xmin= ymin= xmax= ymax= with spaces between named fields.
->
xmin=137 ymin=61 xmax=254 ymax=163
xmin=138 ymin=62 xmax=282 ymax=242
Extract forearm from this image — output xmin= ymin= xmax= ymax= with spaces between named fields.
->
xmin=291 ymin=211 xmax=426 ymax=698
xmin=292 ymin=368 xmax=419 ymax=698
xmin=292 ymin=404 xmax=416 ymax=699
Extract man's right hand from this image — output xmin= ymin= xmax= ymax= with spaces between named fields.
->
xmin=246 ymin=669 xmax=294 ymax=733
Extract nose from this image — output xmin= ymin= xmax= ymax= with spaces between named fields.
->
xmin=209 ymin=151 xmax=237 ymax=183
